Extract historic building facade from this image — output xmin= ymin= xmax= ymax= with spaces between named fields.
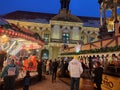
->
xmin=3 ymin=8 xmax=100 ymax=59
xmin=3 ymin=10 xmax=100 ymax=59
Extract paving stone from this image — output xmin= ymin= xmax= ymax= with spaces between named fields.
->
xmin=17 ymin=75 xmax=70 ymax=90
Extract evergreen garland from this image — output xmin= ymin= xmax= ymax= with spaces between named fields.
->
xmin=61 ymin=45 xmax=120 ymax=55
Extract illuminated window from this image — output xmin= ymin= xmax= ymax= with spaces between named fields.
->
xmin=62 ymin=33 xmax=69 ymax=43
xmin=44 ymin=34 xmax=49 ymax=44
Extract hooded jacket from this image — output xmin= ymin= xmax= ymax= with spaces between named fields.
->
xmin=68 ymin=59 xmax=83 ymax=78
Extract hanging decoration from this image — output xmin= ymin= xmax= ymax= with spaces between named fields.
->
xmin=0 ymin=28 xmax=44 ymax=46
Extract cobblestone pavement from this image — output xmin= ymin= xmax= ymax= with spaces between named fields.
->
xmin=17 ymin=74 xmax=70 ymax=90
xmin=59 ymin=77 xmax=94 ymax=90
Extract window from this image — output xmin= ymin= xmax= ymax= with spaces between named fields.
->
xmin=117 ymin=8 xmax=120 ymax=15
xmin=44 ymin=34 xmax=49 ymax=44
xmin=90 ymin=37 xmax=95 ymax=42
xmin=62 ymin=33 xmax=69 ymax=43
xmin=81 ymin=36 xmax=84 ymax=40
xmin=106 ymin=10 xmax=112 ymax=18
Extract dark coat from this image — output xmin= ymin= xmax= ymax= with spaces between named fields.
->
xmin=93 ymin=66 xmax=103 ymax=84
xmin=52 ymin=61 xmax=58 ymax=72
xmin=23 ymin=75 xmax=31 ymax=86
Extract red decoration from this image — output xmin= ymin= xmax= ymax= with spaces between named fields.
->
xmin=22 ymin=45 xmax=26 ymax=49
xmin=0 ymin=26 xmax=44 ymax=49
xmin=2 ymin=30 xmax=4 ymax=33
xmin=12 ymin=31 xmax=15 ymax=35
xmin=9 ymin=31 xmax=12 ymax=35
xmin=4 ymin=30 xmax=6 ymax=33
xmin=5 ymin=30 xmax=8 ymax=34
xmin=30 ymin=44 xmax=33 ymax=49
xmin=0 ymin=28 xmax=2 ymax=33
xmin=15 ymin=32 xmax=18 ymax=36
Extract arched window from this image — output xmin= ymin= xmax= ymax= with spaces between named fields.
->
xmin=117 ymin=7 xmax=120 ymax=15
xmin=90 ymin=37 xmax=95 ymax=42
xmin=44 ymin=34 xmax=49 ymax=44
xmin=106 ymin=10 xmax=112 ymax=18
xmin=41 ymin=49 xmax=49 ymax=60
xmin=34 ymin=33 xmax=42 ymax=40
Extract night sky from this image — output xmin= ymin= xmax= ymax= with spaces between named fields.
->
xmin=0 ymin=0 xmax=100 ymax=17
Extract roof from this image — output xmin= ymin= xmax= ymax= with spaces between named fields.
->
xmin=3 ymin=11 xmax=56 ymax=19
xmin=3 ymin=11 xmax=99 ymax=21
xmin=2 ymin=11 xmax=100 ymax=27
xmin=3 ymin=11 xmax=56 ymax=24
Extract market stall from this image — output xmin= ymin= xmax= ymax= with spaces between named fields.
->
xmin=0 ymin=18 xmax=44 ymax=79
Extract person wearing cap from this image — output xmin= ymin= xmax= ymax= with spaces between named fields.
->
xmin=68 ymin=56 xmax=83 ymax=90
xmin=0 ymin=58 xmax=19 ymax=90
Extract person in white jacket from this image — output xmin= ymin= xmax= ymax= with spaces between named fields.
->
xmin=68 ymin=56 xmax=83 ymax=90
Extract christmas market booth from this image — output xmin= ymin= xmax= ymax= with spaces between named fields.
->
xmin=60 ymin=43 xmax=120 ymax=90
xmin=0 ymin=18 xmax=44 ymax=88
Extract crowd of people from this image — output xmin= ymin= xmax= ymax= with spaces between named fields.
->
xmin=40 ymin=56 xmax=103 ymax=90
xmin=0 ymin=53 xmax=107 ymax=90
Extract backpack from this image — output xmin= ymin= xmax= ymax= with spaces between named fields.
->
xmin=7 ymin=65 xmax=16 ymax=76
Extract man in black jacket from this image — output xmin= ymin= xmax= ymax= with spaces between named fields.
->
xmin=52 ymin=59 xmax=58 ymax=82
xmin=93 ymin=61 xmax=103 ymax=90
xmin=37 ymin=59 xmax=43 ymax=81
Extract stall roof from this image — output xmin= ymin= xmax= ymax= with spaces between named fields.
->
xmin=0 ymin=17 xmax=44 ymax=46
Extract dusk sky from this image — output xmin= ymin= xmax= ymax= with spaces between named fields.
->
xmin=0 ymin=0 xmax=100 ymax=17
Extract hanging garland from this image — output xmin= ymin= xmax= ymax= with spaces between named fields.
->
xmin=61 ymin=45 xmax=120 ymax=55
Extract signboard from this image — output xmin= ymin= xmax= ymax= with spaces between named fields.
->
xmin=102 ymin=74 xmax=120 ymax=90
